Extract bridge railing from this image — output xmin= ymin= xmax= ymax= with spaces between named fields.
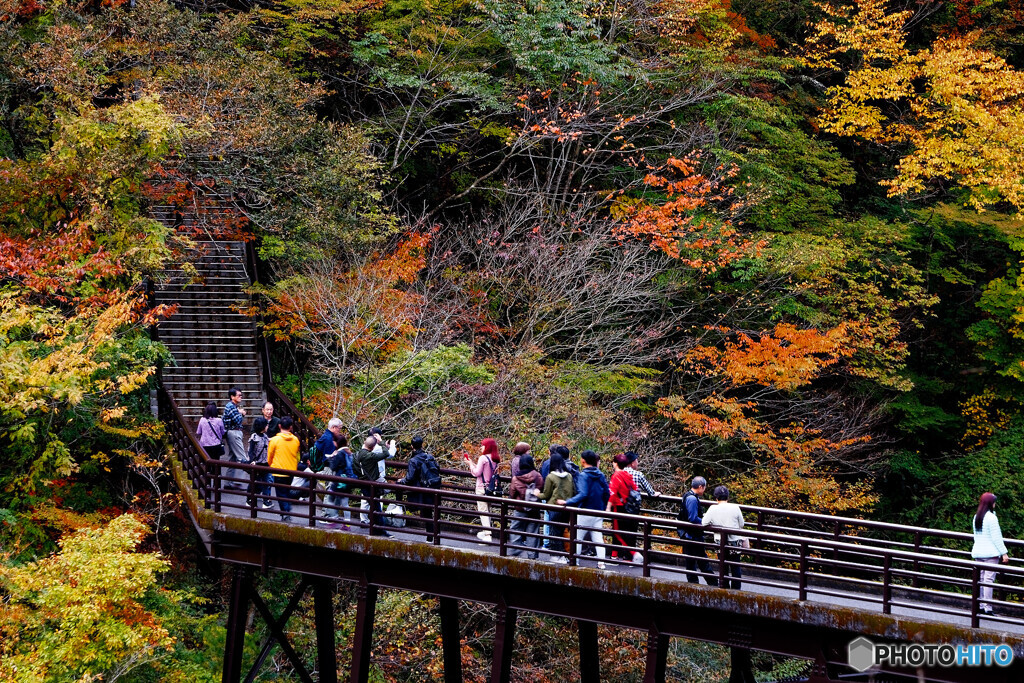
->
xmin=163 ymin=387 xmax=1024 ymax=629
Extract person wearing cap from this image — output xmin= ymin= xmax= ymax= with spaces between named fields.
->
xmin=623 ymin=451 xmax=661 ymax=498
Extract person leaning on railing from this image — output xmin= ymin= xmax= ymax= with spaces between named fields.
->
xmin=702 ymin=485 xmax=746 ymax=589
xmin=972 ymin=492 xmax=1010 ymax=614
xmin=535 ymin=451 xmax=575 ymax=564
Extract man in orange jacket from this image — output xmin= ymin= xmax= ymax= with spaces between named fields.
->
xmin=268 ymin=416 xmax=301 ymax=522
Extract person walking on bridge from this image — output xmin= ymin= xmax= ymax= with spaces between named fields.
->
xmin=246 ymin=416 xmax=272 ymax=509
xmin=702 ymin=485 xmax=746 ymax=589
xmin=222 ymin=388 xmax=248 ymax=490
xmin=261 ymin=401 xmax=281 ymax=438
xmin=465 ymin=438 xmax=501 ymax=542
xmin=564 ymin=450 xmax=610 ymax=569
xmin=268 ymin=416 xmax=300 ymax=523
xmin=677 ymin=476 xmax=719 ymax=587
xmin=972 ymin=492 xmax=1010 ymax=614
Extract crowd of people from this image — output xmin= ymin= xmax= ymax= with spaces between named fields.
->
xmin=198 ymin=389 xmax=1014 ymax=600
xmin=196 ymin=388 xmax=750 ymax=581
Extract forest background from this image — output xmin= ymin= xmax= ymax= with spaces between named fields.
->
xmin=1 ymin=0 xmax=1024 ymax=680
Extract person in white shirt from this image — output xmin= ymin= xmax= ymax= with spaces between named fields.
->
xmin=702 ymin=485 xmax=746 ymax=589
xmin=971 ymin=491 xmax=1010 ymax=614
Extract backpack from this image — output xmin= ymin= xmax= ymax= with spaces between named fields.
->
xmin=483 ymin=459 xmax=504 ymax=497
xmin=524 ymin=483 xmax=540 ymax=503
xmin=623 ymin=488 xmax=643 ymax=515
xmin=305 ymin=445 xmax=328 ymax=473
xmin=419 ymin=453 xmax=442 ymax=489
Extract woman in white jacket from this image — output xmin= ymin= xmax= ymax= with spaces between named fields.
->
xmin=971 ymin=492 xmax=1009 ymax=613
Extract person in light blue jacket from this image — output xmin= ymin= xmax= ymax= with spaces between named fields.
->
xmin=971 ymin=492 xmax=1010 ymax=613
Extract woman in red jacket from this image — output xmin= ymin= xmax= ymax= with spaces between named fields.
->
xmin=607 ymin=453 xmax=641 ymax=562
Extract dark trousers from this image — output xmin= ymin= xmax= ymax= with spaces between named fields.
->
xmin=547 ymin=509 xmax=569 ymax=553
xmin=610 ymin=506 xmax=638 ymax=559
xmin=679 ymin=531 xmax=719 ymax=586
xmin=246 ymin=470 xmax=273 ymax=507
xmin=718 ymin=542 xmax=743 ymax=589
xmin=405 ymin=491 xmax=438 ymax=541
xmin=508 ymin=510 xmax=542 ymax=558
xmin=273 ymin=474 xmax=294 ymax=513
xmin=356 ymin=485 xmax=388 ymax=533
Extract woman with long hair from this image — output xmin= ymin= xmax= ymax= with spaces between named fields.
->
xmin=196 ymin=401 xmax=225 ymax=459
xmin=536 ymin=451 xmax=575 ymax=563
xmin=971 ymin=492 xmax=1010 ymax=614
xmin=464 ymin=438 xmax=501 ymax=542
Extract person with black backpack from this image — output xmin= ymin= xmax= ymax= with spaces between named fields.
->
xmin=398 ymin=435 xmax=442 ymax=542
xmin=607 ymin=453 xmax=643 ymax=563
xmin=507 ymin=455 xmax=544 ymax=559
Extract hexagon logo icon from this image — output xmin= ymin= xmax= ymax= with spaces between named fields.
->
xmin=848 ymin=637 xmax=875 ymax=673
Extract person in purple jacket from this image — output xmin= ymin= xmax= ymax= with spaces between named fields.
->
xmin=196 ymin=402 xmax=225 ymax=458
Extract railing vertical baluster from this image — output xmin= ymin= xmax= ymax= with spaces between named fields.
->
xmin=432 ymin=491 xmax=441 ymax=545
xmin=718 ymin=532 xmax=727 ymax=588
xmin=912 ymin=531 xmax=922 ymax=589
xmin=832 ymin=521 xmax=841 ymax=574
xmin=499 ymin=500 xmax=508 ymax=557
xmin=569 ymin=511 xmax=578 ymax=567
xmin=882 ymin=554 xmax=892 ymax=614
xmin=971 ymin=564 xmax=981 ymax=628
xmin=367 ymin=483 xmax=376 ymax=536
xmin=798 ymin=540 xmax=809 ymax=602
xmin=249 ymin=466 xmax=258 ymax=519
xmin=308 ymin=473 xmax=317 ymax=527
xmin=642 ymin=520 xmax=652 ymax=578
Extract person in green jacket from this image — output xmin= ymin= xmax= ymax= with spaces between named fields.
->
xmin=353 ymin=436 xmax=391 ymax=537
xmin=536 ymin=452 xmax=575 ymax=563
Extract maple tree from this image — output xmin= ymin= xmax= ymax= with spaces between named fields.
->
xmin=0 ymin=515 xmax=178 ymax=682
xmin=659 ymin=323 xmax=878 ymax=512
xmin=803 ymin=0 xmax=1024 ymax=212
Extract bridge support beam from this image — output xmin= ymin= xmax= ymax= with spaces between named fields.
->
xmin=313 ymin=578 xmax=337 ymax=683
xmin=438 ymin=597 xmax=462 ymax=683
xmin=578 ymin=620 xmax=600 ymax=683
xmin=728 ymin=647 xmax=756 ymax=683
xmin=223 ymin=566 xmax=252 ymax=683
xmin=490 ymin=599 xmax=518 ymax=683
xmin=643 ymin=627 xmax=669 ymax=683
xmin=350 ymin=581 xmax=379 ymax=683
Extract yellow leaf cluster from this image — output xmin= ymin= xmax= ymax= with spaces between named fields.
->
xmin=804 ymin=0 xmax=1024 ymax=213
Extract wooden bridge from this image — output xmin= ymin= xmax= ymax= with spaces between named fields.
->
xmin=154 ymin=238 xmax=1024 ymax=683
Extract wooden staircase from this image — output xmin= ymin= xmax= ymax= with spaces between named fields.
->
xmin=153 ymin=240 xmax=265 ymax=425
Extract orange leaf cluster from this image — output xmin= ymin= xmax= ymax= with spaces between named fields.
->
xmin=613 ymin=156 xmax=760 ymax=270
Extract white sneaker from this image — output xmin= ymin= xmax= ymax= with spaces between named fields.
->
xmin=476 ymin=530 xmax=492 ymax=542
xmin=598 ymin=562 xmax=607 ymax=569
xmin=632 ymin=552 xmax=644 ymax=563
xmin=261 ymin=501 xmax=273 ymax=509
xmin=552 ymin=556 xmax=568 ymax=564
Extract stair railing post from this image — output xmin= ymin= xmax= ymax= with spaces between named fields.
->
xmin=882 ymin=553 xmax=892 ymax=614
xmin=718 ymin=531 xmax=728 ymax=588
xmin=971 ymin=563 xmax=981 ymax=628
